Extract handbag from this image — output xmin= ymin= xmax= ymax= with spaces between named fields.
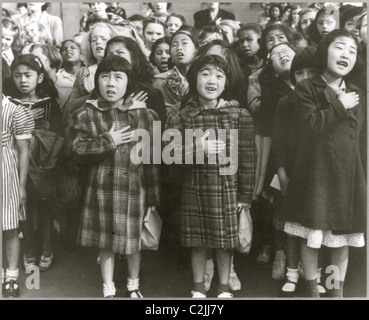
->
xmin=237 ymin=208 xmax=253 ymax=254
xmin=141 ymin=207 xmax=162 ymax=250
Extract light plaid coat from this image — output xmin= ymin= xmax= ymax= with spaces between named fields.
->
xmin=166 ymin=98 xmax=256 ymax=249
xmin=70 ymin=98 xmax=160 ymax=254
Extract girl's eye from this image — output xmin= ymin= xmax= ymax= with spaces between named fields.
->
xmin=201 ymin=72 xmax=209 ymax=77
xmin=217 ymin=75 xmax=224 ymax=79
xmin=278 ymin=35 xmax=286 ymax=41
xmin=266 ymin=38 xmax=273 ymax=44
xmin=156 ymin=50 xmax=163 ymax=55
xmin=335 ymin=46 xmax=344 ymax=50
xmin=349 ymin=51 xmax=356 ymax=55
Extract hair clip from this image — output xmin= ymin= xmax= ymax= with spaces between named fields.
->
xmin=34 ymin=57 xmax=43 ymax=68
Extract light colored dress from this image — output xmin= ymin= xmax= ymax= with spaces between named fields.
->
xmin=2 ymin=96 xmax=34 ymax=231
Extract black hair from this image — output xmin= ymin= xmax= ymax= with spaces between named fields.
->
xmin=315 ymin=29 xmax=359 ymax=79
xmin=128 ymin=14 xmax=145 ymax=22
xmin=290 ymin=46 xmax=317 ymax=85
xmin=187 ymin=54 xmax=229 ymax=99
xmin=171 ymin=26 xmax=199 ymax=48
xmin=94 ymin=55 xmax=136 ymax=99
xmin=4 ymin=54 xmax=58 ymax=99
xmin=105 ymin=36 xmax=153 ymax=84
xmin=148 ymin=2 xmax=172 ymax=11
xmin=237 ymin=23 xmax=263 ymax=39
xmin=16 ymin=3 xmax=27 ymax=9
xmin=340 ymin=6 xmax=363 ymax=29
xmin=149 ymin=36 xmax=172 ymax=69
xmin=2 ymin=8 xmax=10 ymax=18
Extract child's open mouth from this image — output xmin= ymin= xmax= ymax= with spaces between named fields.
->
xmin=337 ymin=61 xmax=348 ymax=68
xmin=206 ymin=87 xmax=216 ymax=92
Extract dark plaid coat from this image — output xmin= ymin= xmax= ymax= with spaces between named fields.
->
xmin=166 ymin=98 xmax=257 ymax=249
xmin=70 ymin=98 xmax=160 ymax=254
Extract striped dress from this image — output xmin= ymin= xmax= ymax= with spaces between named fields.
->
xmin=2 ymin=96 xmax=34 ymax=231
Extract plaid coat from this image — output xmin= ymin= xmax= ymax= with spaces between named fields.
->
xmin=166 ymin=98 xmax=256 ymax=249
xmin=70 ymin=98 xmax=160 ymax=254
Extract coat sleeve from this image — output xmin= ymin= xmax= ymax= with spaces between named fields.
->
xmin=237 ymin=109 xmax=257 ymax=205
xmin=144 ymin=109 xmax=161 ymax=207
xmin=294 ymin=82 xmax=348 ymax=136
xmin=70 ymin=107 xmax=117 ymax=164
xmin=68 ymin=69 xmax=90 ymax=115
xmin=272 ymin=96 xmax=289 ymax=170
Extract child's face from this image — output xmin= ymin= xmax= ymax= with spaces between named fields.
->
xmin=344 ymin=16 xmax=360 ymax=39
xmin=166 ymin=16 xmax=182 ymax=37
xmin=25 ymin=23 xmax=40 ymax=43
xmin=270 ymin=44 xmax=295 ymax=77
xmin=270 ymin=7 xmax=281 ymax=19
xmin=106 ymin=42 xmax=132 ymax=64
xmin=300 ymin=11 xmax=316 ymax=36
xmin=98 ymin=71 xmax=128 ymax=105
xmin=294 ymin=67 xmax=316 ymax=83
xmin=360 ymin=15 xmax=367 ymax=47
xmin=265 ymin=29 xmax=288 ymax=52
xmin=2 ymin=27 xmax=15 ymax=51
xmin=238 ymin=29 xmax=260 ymax=58
xmin=90 ymin=3 xmax=107 ymax=18
xmin=291 ymin=8 xmax=301 ymax=23
xmin=171 ymin=33 xmax=197 ymax=67
xmin=90 ymin=26 xmax=112 ymax=61
xmin=220 ymin=25 xmax=235 ymax=44
xmin=144 ymin=23 xmax=165 ymax=50
xmin=153 ymin=3 xmax=168 ymax=14
xmin=61 ymin=41 xmax=82 ymax=64
xmin=131 ymin=20 xmax=144 ymax=37
xmin=326 ymin=36 xmax=357 ymax=79
xmin=153 ymin=42 xmax=170 ymax=72
xmin=317 ymin=13 xmax=336 ymax=37
xmin=12 ymin=64 xmax=43 ymax=96
xmin=197 ymin=64 xmax=226 ymax=103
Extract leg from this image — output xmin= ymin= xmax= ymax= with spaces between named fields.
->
xmin=281 ymin=236 xmax=300 ymax=296
xmin=191 ymin=247 xmax=207 ymax=296
xmin=3 ymin=229 xmax=21 ymax=297
xmin=229 ymin=253 xmax=241 ymax=291
xmin=215 ymin=248 xmax=232 ymax=297
xmin=204 ymin=248 xmax=214 ymax=292
xmin=38 ymin=199 xmax=54 ymax=271
xmin=327 ymin=246 xmax=349 ymax=298
xmin=100 ymin=249 xmax=116 ymax=297
xmin=126 ymin=251 xmax=143 ymax=298
xmin=300 ymin=239 xmax=319 ymax=297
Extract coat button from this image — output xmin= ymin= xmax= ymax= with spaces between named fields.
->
xmin=124 ymin=172 xmax=129 ymax=176
xmin=124 ymin=149 xmax=129 ymax=155
xmin=109 ymin=171 xmax=113 ymax=176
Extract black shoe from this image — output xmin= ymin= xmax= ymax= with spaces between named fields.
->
xmin=3 ymin=280 xmax=20 ymax=298
xmin=125 ymin=289 xmax=143 ymax=298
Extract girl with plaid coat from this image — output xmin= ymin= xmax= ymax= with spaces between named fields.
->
xmin=166 ymin=55 xmax=256 ymax=298
xmin=70 ymin=55 xmax=160 ymax=299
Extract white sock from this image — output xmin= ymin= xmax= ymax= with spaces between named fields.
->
xmin=103 ymin=282 xmax=116 ymax=297
xmin=6 ymin=268 xmax=19 ymax=281
xmin=316 ymin=268 xmax=322 ymax=284
xmin=127 ymin=278 xmax=139 ymax=291
xmin=282 ymin=268 xmax=299 ymax=292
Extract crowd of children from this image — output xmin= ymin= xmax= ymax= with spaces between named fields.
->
xmin=1 ymin=2 xmax=367 ymax=299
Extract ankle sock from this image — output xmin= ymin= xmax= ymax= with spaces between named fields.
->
xmin=6 ymin=268 xmax=19 ymax=282
xmin=103 ymin=282 xmax=116 ymax=298
xmin=217 ymin=283 xmax=229 ymax=295
xmin=282 ymin=268 xmax=299 ymax=292
xmin=193 ymin=281 xmax=206 ymax=295
xmin=127 ymin=278 xmax=139 ymax=292
xmin=304 ymin=278 xmax=319 ymax=298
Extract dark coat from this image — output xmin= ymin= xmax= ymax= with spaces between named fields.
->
xmin=193 ymin=8 xmax=235 ymax=30
xmin=282 ymin=75 xmax=367 ymax=233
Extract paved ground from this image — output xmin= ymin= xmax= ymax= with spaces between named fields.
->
xmin=8 ymin=229 xmax=367 ymax=300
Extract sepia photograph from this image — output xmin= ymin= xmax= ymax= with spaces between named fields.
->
xmin=1 ymin=1 xmax=367 ymax=303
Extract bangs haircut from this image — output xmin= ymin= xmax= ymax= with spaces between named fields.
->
xmin=94 ymin=55 xmax=136 ymax=98
xmin=290 ymin=46 xmax=317 ymax=85
xmin=187 ymin=54 xmax=229 ymax=98
xmin=314 ymin=28 xmax=359 ymax=78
